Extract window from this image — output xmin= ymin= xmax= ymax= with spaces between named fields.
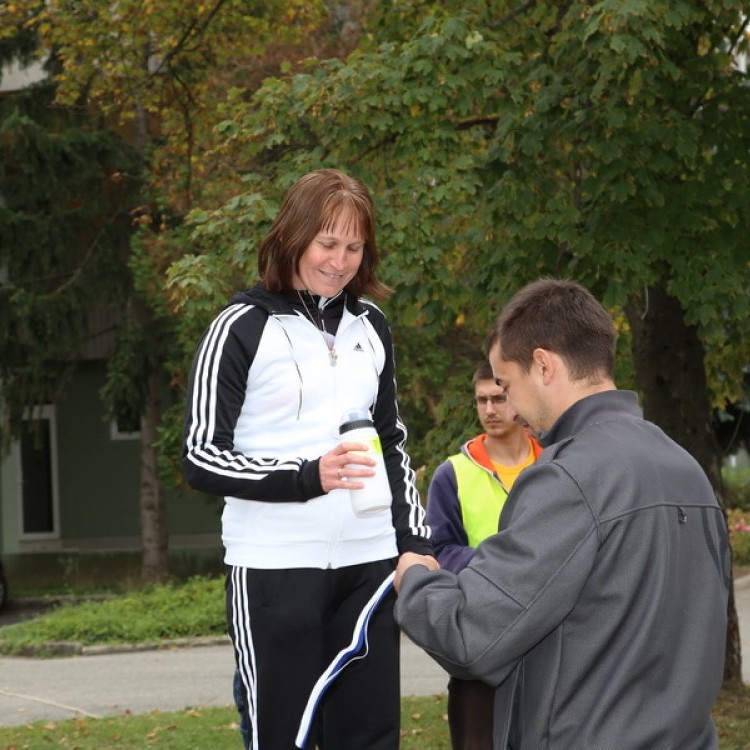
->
xmin=110 ymin=417 xmax=141 ymax=441
xmin=18 ymin=406 xmax=60 ymax=539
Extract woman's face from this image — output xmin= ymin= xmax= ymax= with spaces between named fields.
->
xmin=293 ymin=209 xmax=365 ymax=297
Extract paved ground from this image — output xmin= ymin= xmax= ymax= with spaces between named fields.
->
xmin=737 ymin=573 xmax=750 ymax=683
xmin=0 ymin=635 xmax=447 ymax=728
xmin=0 ymin=575 xmax=747 ymax=729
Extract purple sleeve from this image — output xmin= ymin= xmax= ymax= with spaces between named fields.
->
xmin=425 ymin=460 xmax=475 ymax=573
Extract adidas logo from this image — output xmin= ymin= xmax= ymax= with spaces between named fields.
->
xmin=354 ymin=343 xmax=364 ymax=352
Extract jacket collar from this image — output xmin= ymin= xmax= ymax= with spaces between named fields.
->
xmin=229 ymin=282 xmax=367 ymax=317
xmin=540 ymin=390 xmax=642 ymax=448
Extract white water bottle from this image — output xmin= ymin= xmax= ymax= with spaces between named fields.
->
xmin=339 ymin=409 xmax=393 ymax=516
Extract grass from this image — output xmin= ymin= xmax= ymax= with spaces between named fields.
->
xmin=714 ymin=683 xmax=750 ymax=749
xmin=0 ymin=687 xmax=747 ymax=749
xmin=0 ymin=576 xmax=226 ymax=655
xmin=0 ymin=698 xmax=449 ymax=749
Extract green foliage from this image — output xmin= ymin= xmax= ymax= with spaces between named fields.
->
xmin=392 ymin=324 xmax=486 ymax=480
xmin=482 ymin=0 xmax=750 ymax=409
xmin=724 ymin=466 xmax=750 ymax=510
xmin=728 ymin=511 xmax=750 ymax=568
xmin=723 ymin=467 xmax=750 ymax=567
xmin=166 ymin=190 xmax=278 ymax=334
xmin=0 ymin=82 xmax=142 ymax=448
xmin=99 ymin=315 xmax=149 ymax=430
xmin=165 ymin=0 xmax=750 ymax=478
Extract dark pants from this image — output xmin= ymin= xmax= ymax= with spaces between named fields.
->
xmin=227 ymin=559 xmax=400 ymax=750
xmin=447 ymin=676 xmax=494 ymax=750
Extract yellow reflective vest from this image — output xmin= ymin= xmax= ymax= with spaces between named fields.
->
xmin=447 ymin=435 xmax=542 ymax=548
xmin=447 ymin=452 xmax=510 ymax=548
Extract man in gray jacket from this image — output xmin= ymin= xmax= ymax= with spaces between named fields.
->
xmin=394 ymin=278 xmax=729 ymax=749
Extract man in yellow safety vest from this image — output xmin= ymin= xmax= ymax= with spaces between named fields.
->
xmin=425 ymin=360 xmax=542 ymax=750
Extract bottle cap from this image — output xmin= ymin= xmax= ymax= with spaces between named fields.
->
xmin=339 ymin=408 xmax=373 ymax=434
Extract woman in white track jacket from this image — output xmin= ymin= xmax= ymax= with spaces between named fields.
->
xmin=182 ymin=169 xmax=433 ymax=750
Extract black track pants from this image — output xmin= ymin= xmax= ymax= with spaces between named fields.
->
xmin=227 ymin=559 xmax=400 ymax=750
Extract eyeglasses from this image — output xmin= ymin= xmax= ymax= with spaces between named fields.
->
xmin=472 ymin=395 xmax=506 ymax=407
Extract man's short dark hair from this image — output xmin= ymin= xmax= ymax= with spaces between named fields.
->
xmin=472 ymin=360 xmax=495 ymax=386
xmin=486 ymin=278 xmax=616 ymax=382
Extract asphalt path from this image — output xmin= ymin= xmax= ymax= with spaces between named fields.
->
xmin=0 ymin=576 xmax=747 ymax=729
xmin=0 ymin=634 xmax=446 ymax=728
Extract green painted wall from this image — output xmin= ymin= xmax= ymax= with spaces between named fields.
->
xmin=56 ymin=361 xmax=222 ymax=540
xmin=0 ymin=442 xmax=20 ymax=553
xmin=57 ymin=361 xmax=141 ymax=537
xmin=1 ymin=361 xmax=223 ymax=577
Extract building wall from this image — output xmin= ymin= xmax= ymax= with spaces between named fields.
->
xmin=0 ymin=360 xmax=223 ymax=587
xmin=57 ymin=361 xmax=143 ymax=539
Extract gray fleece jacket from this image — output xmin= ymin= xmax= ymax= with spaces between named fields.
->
xmin=395 ymin=390 xmax=729 ymax=749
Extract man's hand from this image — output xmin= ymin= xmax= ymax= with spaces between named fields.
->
xmin=394 ymin=552 xmax=440 ymax=593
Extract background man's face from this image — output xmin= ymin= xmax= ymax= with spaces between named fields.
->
xmin=473 ymin=379 xmax=521 ymax=439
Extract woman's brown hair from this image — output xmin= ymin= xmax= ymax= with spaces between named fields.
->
xmin=258 ymin=169 xmax=391 ymax=300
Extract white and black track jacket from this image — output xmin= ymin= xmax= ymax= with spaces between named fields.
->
xmin=183 ymin=284 xmax=432 ymax=569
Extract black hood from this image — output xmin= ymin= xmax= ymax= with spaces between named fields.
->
xmin=230 ymin=283 xmax=290 ymax=315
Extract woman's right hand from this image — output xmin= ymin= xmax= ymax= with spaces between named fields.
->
xmin=319 ymin=442 xmax=376 ymax=493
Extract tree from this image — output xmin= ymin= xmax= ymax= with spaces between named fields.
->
xmin=166 ymin=0 xmax=749 ymax=682
xmin=0 ymin=80 xmax=141 ymax=449
xmin=715 ymin=369 xmax=750 ymax=458
xmin=0 ymin=0 xmax=360 ymax=581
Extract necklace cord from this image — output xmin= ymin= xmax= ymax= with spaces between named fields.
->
xmin=298 ymin=290 xmax=327 ymax=333
xmin=296 ymin=290 xmax=339 ymax=365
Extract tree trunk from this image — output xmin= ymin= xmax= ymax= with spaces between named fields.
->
xmin=130 ymin=99 xmax=169 ymax=583
xmin=624 ymin=285 xmax=741 ymax=684
xmin=139 ymin=346 xmax=169 ymax=584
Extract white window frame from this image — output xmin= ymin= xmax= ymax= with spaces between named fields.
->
xmin=109 ymin=418 xmax=141 ymax=441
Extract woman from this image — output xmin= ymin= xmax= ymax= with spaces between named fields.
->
xmin=182 ymin=169 xmax=434 ymax=749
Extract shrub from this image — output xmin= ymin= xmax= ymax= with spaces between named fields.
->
xmin=727 ymin=509 xmax=750 ymax=568
xmin=723 ymin=466 xmax=750 ymax=510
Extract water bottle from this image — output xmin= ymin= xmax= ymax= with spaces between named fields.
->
xmin=339 ymin=409 xmax=393 ymax=516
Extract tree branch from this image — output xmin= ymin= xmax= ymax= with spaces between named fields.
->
xmin=455 ymin=114 xmax=500 ymax=130
xmin=152 ymin=0 xmax=231 ymax=75
xmin=488 ymin=0 xmax=537 ymax=30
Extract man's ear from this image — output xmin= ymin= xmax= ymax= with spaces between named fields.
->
xmin=532 ymin=348 xmax=554 ymax=384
